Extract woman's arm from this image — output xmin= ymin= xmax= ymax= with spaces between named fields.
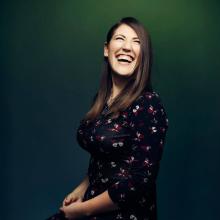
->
xmin=62 ymin=175 xmax=89 ymax=206
xmin=73 ymin=175 xmax=89 ymax=194
xmin=60 ymin=190 xmax=119 ymax=218
xmin=81 ymin=190 xmax=119 ymax=216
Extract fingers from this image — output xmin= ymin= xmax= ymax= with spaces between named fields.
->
xmin=62 ymin=194 xmax=78 ymax=207
xmin=63 ymin=196 xmax=71 ymax=207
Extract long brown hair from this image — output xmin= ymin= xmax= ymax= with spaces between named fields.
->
xmin=84 ymin=17 xmax=153 ymax=121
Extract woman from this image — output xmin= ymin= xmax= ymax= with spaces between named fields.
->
xmin=47 ymin=16 xmax=168 ymax=220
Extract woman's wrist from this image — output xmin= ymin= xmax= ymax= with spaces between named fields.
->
xmin=72 ymin=176 xmax=89 ymax=194
xmin=80 ymin=201 xmax=92 ymax=217
xmin=79 ymin=190 xmax=119 ymax=217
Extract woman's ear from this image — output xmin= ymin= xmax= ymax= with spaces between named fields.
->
xmin=104 ymin=42 xmax=108 ymax=57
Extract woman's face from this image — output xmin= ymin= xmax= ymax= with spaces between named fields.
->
xmin=104 ymin=24 xmax=141 ymax=76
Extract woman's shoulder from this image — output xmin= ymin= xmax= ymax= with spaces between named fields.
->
xmin=125 ymin=89 xmax=168 ymax=120
xmin=124 ymin=89 xmax=168 ymax=129
xmin=132 ymin=89 xmax=163 ymax=109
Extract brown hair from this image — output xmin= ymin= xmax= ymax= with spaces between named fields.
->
xmin=84 ymin=17 xmax=153 ymax=121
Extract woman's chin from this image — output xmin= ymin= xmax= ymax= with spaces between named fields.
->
xmin=112 ymin=69 xmax=134 ymax=77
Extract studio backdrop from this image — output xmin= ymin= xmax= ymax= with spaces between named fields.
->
xmin=1 ymin=0 xmax=220 ymax=220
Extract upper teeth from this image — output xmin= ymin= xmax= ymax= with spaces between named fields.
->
xmin=117 ymin=55 xmax=133 ymax=62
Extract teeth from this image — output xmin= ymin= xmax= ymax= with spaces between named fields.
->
xmin=118 ymin=58 xmax=131 ymax=63
xmin=118 ymin=59 xmax=131 ymax=63
xmin=116 ymin=54 xmax=134 ymax=62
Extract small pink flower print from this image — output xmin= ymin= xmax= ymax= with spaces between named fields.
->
xmin=124 ymin=156 xmax=138 ymax=165
xmin=95 ymin=120 xmax=101 ymax=126
xmin=145 ymin=93 xmax=153 ymax=99
xmin=135 ymin=131 xmax=144 ymax=141
xmin=96 ymin=135 xmax=105 ymax=141
xmin=132 ymin=105 xmax=143 ymax=116
xmin=122 ymin=112 xmax=128 ymax=119
xmin=112 ymin=181 xmax=120 ymax=189
xmin=143 ymin=158 xmax=152 ymax=167
xmin=148 ymin=105 xmax=154 ymax=114
xmin=140 ymin=145 xmax=151 ymax=152
xmin=109 ymin=123 xmax=122 ymax=132
xmin=150 ymin=126 xmax=157 ymax=134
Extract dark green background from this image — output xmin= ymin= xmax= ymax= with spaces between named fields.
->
xmin=1 ymin=0 xmax=220 ymax=219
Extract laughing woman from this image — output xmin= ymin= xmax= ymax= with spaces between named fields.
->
xmin=47 ymin=17 xmax=169 ymax=220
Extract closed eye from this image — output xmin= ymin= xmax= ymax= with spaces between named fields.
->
xmin=116 ymin=37 xmax=140 ymax=44
xmin=134 ymin=40 xmax=140 ymax=44
xmin=116 ymin=37 xmax=124 ymax=40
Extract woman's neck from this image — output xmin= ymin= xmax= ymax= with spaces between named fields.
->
xmin=110 ymin=72 xmax=129 ymax=99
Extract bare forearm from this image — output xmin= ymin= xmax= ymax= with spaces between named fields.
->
xmin=81 ymin=190 xmax=119 ymax=216
xmin=73 ymin=175 xmax=89 ymax=193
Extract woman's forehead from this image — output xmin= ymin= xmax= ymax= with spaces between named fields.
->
xmin=113 ymin=24 xmax=139 ymax=38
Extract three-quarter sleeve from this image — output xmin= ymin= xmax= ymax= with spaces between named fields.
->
xmin=107 ymin=92 xmax=169 ymax=209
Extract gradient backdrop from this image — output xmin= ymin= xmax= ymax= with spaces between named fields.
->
xmin=1 ymin=0 xmax=220 ymax=219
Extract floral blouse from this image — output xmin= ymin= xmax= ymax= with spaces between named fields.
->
xmin=76 ymin=89 xmax=169 ymax=220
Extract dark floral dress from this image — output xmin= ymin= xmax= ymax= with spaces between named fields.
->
xmin=76 ymin=89 xmax=169 ymax=220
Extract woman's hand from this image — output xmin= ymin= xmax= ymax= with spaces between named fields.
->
xmin=63 ymin=176 xmax=89 ymax=207
xmin=62 ymin=189 xmax=84 ymax=207
xmin=60 ymin=200 xmax=87 ymax=219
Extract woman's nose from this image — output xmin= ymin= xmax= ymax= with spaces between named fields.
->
xmin=122 ymin=40 xmax=132 ymax=51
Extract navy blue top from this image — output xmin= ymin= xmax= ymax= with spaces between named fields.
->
xmin=76 ymin=89 xmax=169 ymax=220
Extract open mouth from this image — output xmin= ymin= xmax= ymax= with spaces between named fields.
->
xmin=116 ymin=54 xmax=135 ymax=64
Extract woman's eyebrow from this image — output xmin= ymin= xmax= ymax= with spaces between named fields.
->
xmin=115 ymin=34 xmax=139 ymax=39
